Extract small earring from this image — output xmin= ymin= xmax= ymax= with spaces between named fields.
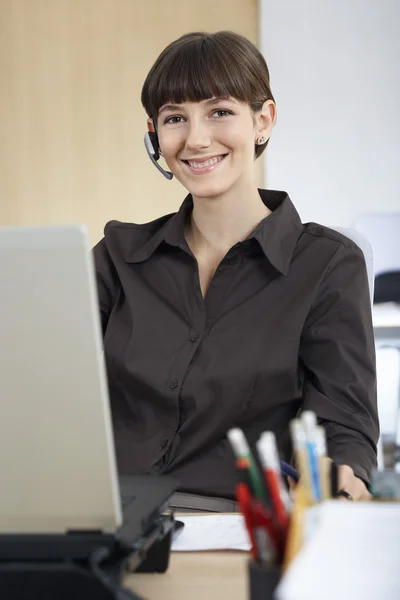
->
xmin=256 ymin=136 xmax=266 ymax=145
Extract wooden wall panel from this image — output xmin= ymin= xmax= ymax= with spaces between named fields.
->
xmin=0 ymin=0 xmax=261 ymax=244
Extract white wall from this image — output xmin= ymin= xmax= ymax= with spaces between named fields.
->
xmin=260 ymin=0 xmax=400 ymax=227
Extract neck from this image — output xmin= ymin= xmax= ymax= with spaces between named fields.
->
xmin=186 ymin=180 xmax=271 ymax=258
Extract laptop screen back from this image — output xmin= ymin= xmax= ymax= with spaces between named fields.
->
xmin=0 ymin=225 xmax=122 ymax=534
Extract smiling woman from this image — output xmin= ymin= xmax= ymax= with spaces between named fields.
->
xmin=141 ymin=31 xmax=275 ymax=158
xmin=141 ymin=33 xmax=276 ymax=209
xmin=93 ymin=31 xmax=379 ymax=511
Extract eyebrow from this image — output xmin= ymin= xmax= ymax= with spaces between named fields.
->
xmin=158 ymin=97 xmax=234 ymax=116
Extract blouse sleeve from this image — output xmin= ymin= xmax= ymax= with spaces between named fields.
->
xmin=92 ymin=237 xmax=119 ymax=336
xmin=299 ymin=242 xmax=379 ymax=484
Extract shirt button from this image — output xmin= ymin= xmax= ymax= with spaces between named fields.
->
xmin=169 ymin=379 xmax=178 ymax=390
xmin=160 ymin=439 xmax=168 ymax=449
xmin=189 ymin=334 xmax=199 ymax=343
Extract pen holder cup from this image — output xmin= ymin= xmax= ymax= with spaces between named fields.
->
xmin=248 ymin=559 xmax=281 ymax=600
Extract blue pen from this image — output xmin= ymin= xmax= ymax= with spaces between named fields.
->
xmin=302 ymin=411 xmax=321 ymax=502
xmin=280 ymin=460 xmax=299 ymax=483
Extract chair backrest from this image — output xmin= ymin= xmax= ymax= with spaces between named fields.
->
xmin=352 ymin=213 xmax=400 ymax=277
xmin=330 ymin=226 xmax=384 ymax=470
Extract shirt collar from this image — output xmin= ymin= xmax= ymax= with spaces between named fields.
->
xmin=126 ymin=189 xmax=303 ymax=275
xmin=124 ymin=198 xmax=192 ymax=263
xmin=249 ymin=189 xmax=304 ymax=275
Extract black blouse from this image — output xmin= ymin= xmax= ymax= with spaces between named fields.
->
xmin=93 ymin=189 xmax=378 ymax=497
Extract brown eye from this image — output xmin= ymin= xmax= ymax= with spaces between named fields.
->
xmin=164 ymin=115 xmax=184 ymax=125
xmin=212 ymin=109 xmax=233 ymax=118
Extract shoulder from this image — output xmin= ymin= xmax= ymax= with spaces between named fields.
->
xmin=95 ymin=211 xmax=177 ymax=263
xmin=301 ymin=223 xmax=372 ymax=309
xmin=301 ymin=223 xmax=364 ymax=255
xmin=295 ymin=223 xmax=372 ymax=301
xmin=300 ymin=222 xmax=368 ymax=272
xmin=104 ymin=212 xmax=174 ymax=247
xmin=104 ymin=213 xmax=175 ymax=236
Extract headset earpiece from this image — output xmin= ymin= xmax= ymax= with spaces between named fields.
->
xmin=146 ymin=131 xmax=160 ymax=160
xmin=144 ymin=131 xmax=173 ymax=180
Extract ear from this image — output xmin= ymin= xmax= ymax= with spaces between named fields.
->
xmin=255 ymin=100 xmax=276 ymax=142
xmin=147 ymin=118 xmax=155 ymax=133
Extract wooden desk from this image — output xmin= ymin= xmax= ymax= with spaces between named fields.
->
xmin=124 ymin=551 xmax=249 ymax=600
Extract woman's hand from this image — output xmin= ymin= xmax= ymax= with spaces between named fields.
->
xmin=288 ymin=462 xmax=371 ymax=501
xmin=337 ymin=464 xmax=371 ymax=501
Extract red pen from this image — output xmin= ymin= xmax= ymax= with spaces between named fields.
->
xmin=250 ymin=498 xmax=281 ymax=564
xmin=235 ymin=458 xmax=273 ymax=562
xmin=265 ymin=469 xmax=289 ymax=530
xmin=235 ymin=481 xmax=258 ymax=560
xmin=257 ymin=432 xmax=290 ymax=533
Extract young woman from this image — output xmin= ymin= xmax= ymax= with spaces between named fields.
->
xmin=94 ymin=31 xmax=378 ymax=510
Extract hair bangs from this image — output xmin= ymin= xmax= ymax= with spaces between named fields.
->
xmin=142 ymin=35 xmax=253 ymax=122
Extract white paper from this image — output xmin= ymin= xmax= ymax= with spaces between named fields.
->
xmin=171 ymin=514 xmax=251 ymax=552
xmin=277 ymin=501 xmax=400 ymax=600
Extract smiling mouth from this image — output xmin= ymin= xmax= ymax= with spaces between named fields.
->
xmin=182 ymin=154 xmax=228 ymax=173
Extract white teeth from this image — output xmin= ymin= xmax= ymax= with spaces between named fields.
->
xmin=188 ymin=155 xmax=225 ymax=169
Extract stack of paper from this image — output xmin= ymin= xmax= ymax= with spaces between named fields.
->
xmin=171 ymin=514 xmax=251 ymax=552
xmin=276 ymin=501 xmax=400 ymax=600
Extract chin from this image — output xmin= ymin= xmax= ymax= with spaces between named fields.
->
xmin=184 ymin=179 xmax=234 ymax=200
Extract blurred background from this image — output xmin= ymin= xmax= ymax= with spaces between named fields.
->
xmin=0 ymin=0 xmax=261 ymax=245
xmin=1 ymin=0 xmax=398 ymax=239
xmin=0 ymin=0 xmax=399 ymax=460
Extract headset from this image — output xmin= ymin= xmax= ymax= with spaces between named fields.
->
xmin=144 ymin=125 xmax=173 ymax=180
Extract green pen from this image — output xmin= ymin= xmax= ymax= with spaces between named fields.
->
xmin=227 ymin=428 xmax=268 ymax=504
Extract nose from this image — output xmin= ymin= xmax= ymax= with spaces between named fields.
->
xmin=185 ymin=119 xmax=211 ymax=152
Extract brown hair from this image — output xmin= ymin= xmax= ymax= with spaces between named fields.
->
xmin=141 ymin=31 xmax=275 ymax=159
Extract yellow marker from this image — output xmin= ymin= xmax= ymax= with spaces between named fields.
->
xmin=315 ymin=425 xmax=331 ymax=501
xmin=282 ymin=484 xmax=310 ymax=572
xmin=290 ymin=419 xmax=313 ymax=504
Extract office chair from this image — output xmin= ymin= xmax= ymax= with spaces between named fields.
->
xmin=352 ymin=212 xmax=400 ymax=307
xmin=374 ymin=271 xmax=400 ymax=304
xmin=352 ymin=213 xmax=400 ymax=279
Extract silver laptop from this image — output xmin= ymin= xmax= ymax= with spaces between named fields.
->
xmin=0 ymin=225 xmax=176 ymax=538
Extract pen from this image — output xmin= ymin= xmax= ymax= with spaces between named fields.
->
xmin=302 ymin=411 xmax=321 ymax=502
xmin=282 ymin=484 xmax=309 ymax=572
xmin=257 ymin=432 xmax=291 ymax=524
xmin=235 ymin=456 xmax=253 ymax=490
xmin=290 ymin=419 xmax=313 ymax=504
xmin=280 ymin=460 xmax=299 ymax=483
xmin=315 ymin=425 xmax=331 ymax=500
xmin=250 ymin=498 xmax=280 ymax=564
xmin=227 ymin=428 xmax=271 ymax=506
xmin=233 ymin=449 xmax=275 ymax=562
xmin=235 ymin=481 xmax=258 ymax=561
